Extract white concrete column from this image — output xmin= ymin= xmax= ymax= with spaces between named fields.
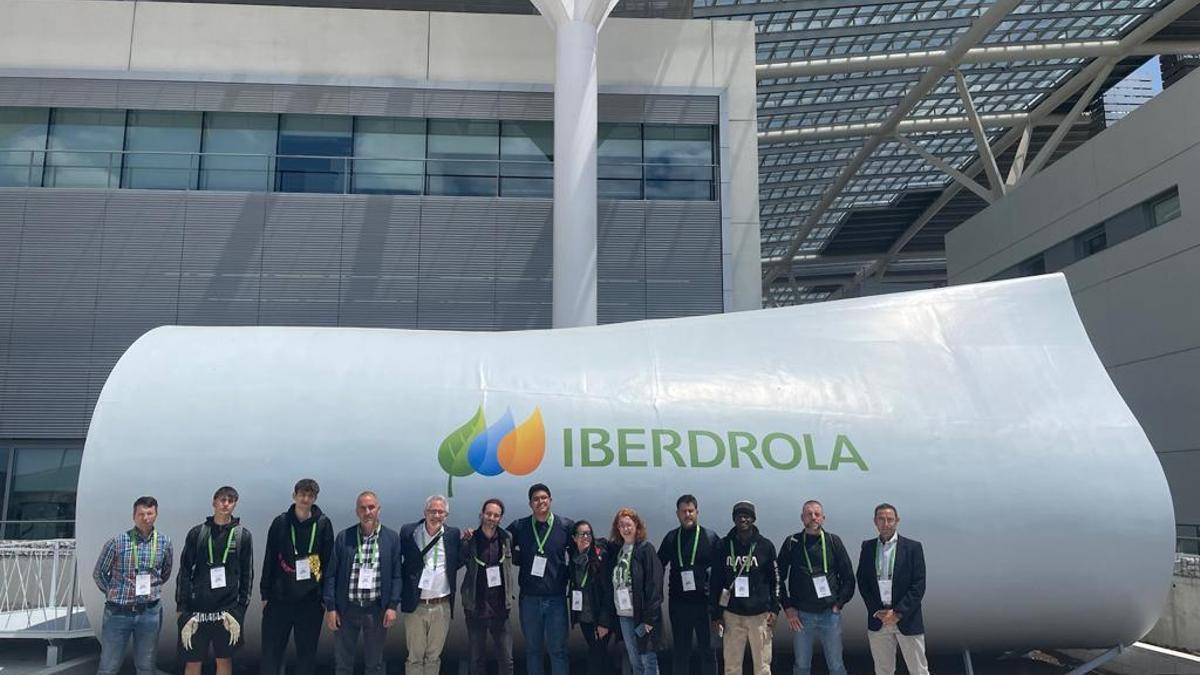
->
xmin=530 ymin=0 xmax=618 ymax=327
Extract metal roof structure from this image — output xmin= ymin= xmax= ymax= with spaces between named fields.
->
xmin=692 ymin=0 xmax=1200 ymax=306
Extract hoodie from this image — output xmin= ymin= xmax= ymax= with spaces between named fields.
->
xmin=709 ymin=525 xmax=778 ymax=619
xmin=260 ymin=504 xmax=335 ymax=603
xmin=177 ymin=516 xmax=254 ymax=618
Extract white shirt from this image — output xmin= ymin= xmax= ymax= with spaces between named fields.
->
xmin=876 ymin=531 xmax=898 ymax=581
xmin=416 ymin=526 xmax=451 ymax=599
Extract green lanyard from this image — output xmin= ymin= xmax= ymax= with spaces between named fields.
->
xmin=421 ymin=528 xmax=443 ymax=570
xmin=677 ymin=526 xmax=700 ymax=569
xmin=616 ymin=547 xmax=633 ymax=585
xmin=801 ymin=531 xmax=828 ymax=575
xmin=875 ymin=539 xmax=896 ymax=579
xmin=532 ymin=514 xmax=555 ymax=555
xmin=291 ymin=522 xmax=317 ymax=558
xmin=207 ymin=525 xmax=235 ymax=566
xmin=729 ymin=539 xmax=757 ymax=576
xmin=575 ymin=560 xmax=590 ymax=589
xmin=130 ymin=530 xmax=158 ymax=572
xmin=356 ymin=526 xmax=380 ymax=565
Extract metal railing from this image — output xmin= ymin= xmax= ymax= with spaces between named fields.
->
xmin=1177 ymin=523 xmax=1200 ymax=556
xmin=0 ymin=539 xmax=90 ymax=639
xmin=0 ymin=149 xmax=719 ymax=200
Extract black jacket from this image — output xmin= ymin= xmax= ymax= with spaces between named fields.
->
xmin=658 ymin=525 xmax=720 ymax=604
xmin=321 ymin=524 xmax=403 ymax=613
xmin=605 ymin=540 xmax=665 ymax=654
xmin=856 ymin=535 xmax=926 ymax=635
xmin=568 ymin=539 xmax=614 ymax=630
xmin=176 ymin=517 xmax=254 ymax=618
xmin=777 ymin=529 xmax=855 ymax=613
xmin=399 ymin=520 xmax=463 ymax=616
xmin=260 ymin=504 xmax=334 ymax=603
xmin=709 ymin=526 xmax=779 ymax=619
xmin=507 ymin=513 xmax=574 ymax=596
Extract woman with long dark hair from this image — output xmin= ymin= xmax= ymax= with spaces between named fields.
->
xmin=568 ymin=520 xmax=614 ymax=675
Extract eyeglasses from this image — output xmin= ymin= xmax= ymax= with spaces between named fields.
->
xmin=575 ymin=532 xmax=593 ymax=538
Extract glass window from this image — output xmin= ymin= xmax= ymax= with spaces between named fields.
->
xmin=644 ymin=125 xmax=715 ymax=201
xmin=276 ymin=114 xmax=352 ymax=194
xmin=1150 ymin=190 xmax=1181 ymax=226
xmin=200 ymin=112 xmax=277 ymax=192
xmin=1018 ymin=254 xmax=1046 ymax=277
xmin=122 ymin=110 xmax=202 ymax=190
xmin=44 ymin=108 xmax=126 ymax=188
xmin=598 ymin=123 xmax=642 ymax=199
xmin=4 ymin=447 xmax=82 ymax=540
xmin=500 ymin=121 xmax=552 ymax=197
xmin=352 ymin=117 xmax=425 ymax=195
xmin=1075 ymin=225 xmax=1107 ymax=259
xmin=426 ymin=119 xmax=498 ymax=197
xmin=0 ymin=107 xmax=49 ymax=187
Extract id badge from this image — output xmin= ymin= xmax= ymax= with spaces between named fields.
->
xmin=571 ymin=589 xmax=584 ymax=611
xmin=734 ymin=576 xmax=750 ymax=598
xmin=209 ymin=566 xmax=227 ymax=589
xmin=486 ymin=566 xmax=502 ymax=588
xmin=418 ymin=567 xmax=435 ymax=590
xmin=616 ymin=588 xmax=633 ymax=612
xmin=135 ymin=572 xmax=152 ymax=596
xmin=681 ymin=569 xmax=697 ymax=592
xmin=295 ymin=558 xmax=312 ymax=581
xmin=718 ymin=588 xmax=731 ymax=607
xmin=878 ymin=579 xmax=893 ymax=606
xmin=358 ymin=567 xmax=376 ymax=590
xmin=812 ymin=575 xmax=832 ymax=599
xmin=531 ymin=555 xmax=548 ymax=578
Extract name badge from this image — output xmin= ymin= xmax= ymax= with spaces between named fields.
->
xmin=734 ymin=576 xmax=750 ymax=598
xmin=295 ymin=558 xmax=312 ymax=581
xmin=571 ymin=589 xmax=584 ymax=611
xmin=358 ymin=567 xmax=376 ymax=590
xmin=209 ymin=566 xmax=227 ymax=589
xmin=681 ymin=569 xmax=697 ymax=592
xmin=812 ymin=575 xmax=832 ymax=599
xmin=418 ymin=567 xmax=436 ymax=590
xmin=531 ymin=555 xmax=548 ymax=578
xmin=878 ymin=579 xmax=893 ymax=606
xmin=486 ymin=566 xmax=502 ymax=588
xmin=718 ymin=588 xmax=730 ymax=607
xmin=135 ymin=572 xmax=152 ymax=596
xmin=616 ymin=588 xmax=633 ymax=612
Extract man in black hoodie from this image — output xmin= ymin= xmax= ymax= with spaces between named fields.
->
xmin=777 ymin=500 xmax=854 ymax=675
xmin=176 ymin=486 xmax=254 ymax=675
xmin=709 ymin=501 xmax=778 ymax=675
xmin=260 ymin=478 xmax=334 ymax=675
xmin=658 ymin=494 xmax=719 ymax=675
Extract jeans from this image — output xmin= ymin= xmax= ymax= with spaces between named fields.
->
xmin=467 ymin=616 xmax=514 ymax=675
xmin=97 ymin=604 xmax=162 ymax=675
xmin=792 ymin=609 xmax=847 ymax=675
xmin=518 ymin=594 xmax=569 ymax=675
xmin=618 ymin=616 xmax=660 ymax=675
xmin=333 ymin=605 xmax=387 ymax=675
xmin=669 ymin=601 xmax=715 ymax=675
xmin=260 ymin=597 xmax=323 ymax=675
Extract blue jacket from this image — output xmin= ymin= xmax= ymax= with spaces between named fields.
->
xmin=322 ymin=523 xmax=403 ymax=613
xmin=856 ymin=535 xmax=926 ymax=635
xmin=399 ymin=520 xmax=463 ymax=616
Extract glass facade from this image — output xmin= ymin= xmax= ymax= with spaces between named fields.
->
xmin=0 ymin=106 xmax=718 ymax=201
xmin=2 ymin=444 xmax=83 ymax=540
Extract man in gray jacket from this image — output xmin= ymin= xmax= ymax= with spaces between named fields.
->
xmin=460 ymin=498 xmax=516 ymax=675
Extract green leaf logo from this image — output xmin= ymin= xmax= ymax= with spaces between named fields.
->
xmin=438 ymin=406 xmax=486 ymax=497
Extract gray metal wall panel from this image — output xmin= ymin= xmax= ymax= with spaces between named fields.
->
xmin=273 ymin=86 xmax=351 ymax=115
xmin=645 ymin=201 xmax=722 ymax=318
xmin=339 ymin=196 xmax=420 ymax=329
xmin=0 ymin=79 xmax=47 ymax=107
xmin=493 ymin=199 xmax=552 ymax=329
xmin=598 ymin=200 xmax=647 ymax=324
xmin=177 ymin=192 xmax=266 ymax=325
xmin=599 ymin=94 xmax=720 ymax=125
xmin=260 ymin=195 xmax=344 ymax=326
xmin=193 ymin=83 xmax=278 ymax=114
xmin=116 ymin=80 xmax=197 ymax=111
xmin=0 ymin=191 xmax=23 ymax=358
xmin=418 ymin=198 xmax=497 ymax=330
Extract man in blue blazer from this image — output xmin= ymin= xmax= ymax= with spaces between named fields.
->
xmin=399 ymin=495 xmax=463 ymax=675
xmin=855 ymin=503 xmax=929 ymax=675
xmin=322 ymin=491 xmax=403 ymax=675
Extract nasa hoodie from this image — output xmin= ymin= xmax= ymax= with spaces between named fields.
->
xmin=709 ymin=526 xmax=779 ymax=619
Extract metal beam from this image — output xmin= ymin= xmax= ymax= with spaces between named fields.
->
xmin=1005 ymin=123 xmax=1033 ymax=187
xmin=1022 ymin=59 xmax=1117 ymax=181
xmin=953 ymin=69 xmax=1006 ymax=199
xmin=759 ymin=111 xmax=1090 ymax=142
xmin=760 ymin=0 xmax=1025 ymax=293
xmin=893 ymin=133 xmax=994 ymax=203
xmin=757 ymin=40 xmax=1200 ymax=79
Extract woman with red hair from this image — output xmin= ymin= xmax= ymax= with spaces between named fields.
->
xmin=605 ymin=508 xmax=665 ymax=675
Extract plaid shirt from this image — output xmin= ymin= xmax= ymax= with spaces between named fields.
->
xmin=93 ymin=529 xmax=174 ymax=606
xmin=348 ymin=529 xmax=382 ymax=605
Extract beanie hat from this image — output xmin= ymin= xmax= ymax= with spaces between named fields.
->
xmin=732 ymin=500 xmax=756 ymax=521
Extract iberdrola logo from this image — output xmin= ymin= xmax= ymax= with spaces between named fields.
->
xmin=438 ymin=407 xmax=545 ymax=497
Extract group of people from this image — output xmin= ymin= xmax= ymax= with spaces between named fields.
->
xmin=93 ymin=480 xmax=929 ymax=675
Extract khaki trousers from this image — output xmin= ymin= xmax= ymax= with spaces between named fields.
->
xmin=721 ymin=612 xmax=772 ymax=675
xmin=867 ymin=623 xmax=930 ymax=675
xmin=403 ymin=602 xmax=450 ymax=675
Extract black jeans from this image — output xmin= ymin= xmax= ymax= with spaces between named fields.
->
xmin=467 ymin=616 xmax=514 ymax=675
xmin=261 ymin=596 xmax=324 ymax=675
xmin=669 ymin=601 xmax=716 ymax=675
xmin=334 ymin=604 xmax=387 ymax=675
xmin=579 ymin=621 xmax=615 ymax=675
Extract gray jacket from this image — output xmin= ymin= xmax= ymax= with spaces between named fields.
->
xmin=459 ymin=527 xmax=516 ymax=617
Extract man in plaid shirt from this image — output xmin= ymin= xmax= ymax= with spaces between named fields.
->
xmin=93 ymin=496 xmax=174 ymax=675
xmin=323 ymin=491 xmax=403 ymax=675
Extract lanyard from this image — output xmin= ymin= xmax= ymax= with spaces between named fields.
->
xmin=729 ymin=539 xmax=757 ymax=576
xmin=207 ymin=525 xmax=235 ymax=566
xmin=291 ymin=521 xmax=317 ymax=557
xmin=531 ymin=514 xmax=555 ymax=555
xmin=575 ymin=560 xmax=590 ymax=589
xmin=677 ymin=526 xmax=700 ymax=568
xmin=876 ymin=539 xmax=896 ymax=579
xmin=130 ymin=530 xmax=158 ymax=571
xmin=801 ymin=531 xmax=828 ymax=575
xmin=421 ymin=528 xmax=443 ymax=570
xmin=356 ymin=525 xmax=377 ymax=565
xmin=616 ymin=546 xmax=633 ymax=585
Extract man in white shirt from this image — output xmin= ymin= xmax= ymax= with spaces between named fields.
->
xmin=400 ymin=495 xmax=463 ymax=675
xmin=855 ymin=503 xmax=929 ymax=675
